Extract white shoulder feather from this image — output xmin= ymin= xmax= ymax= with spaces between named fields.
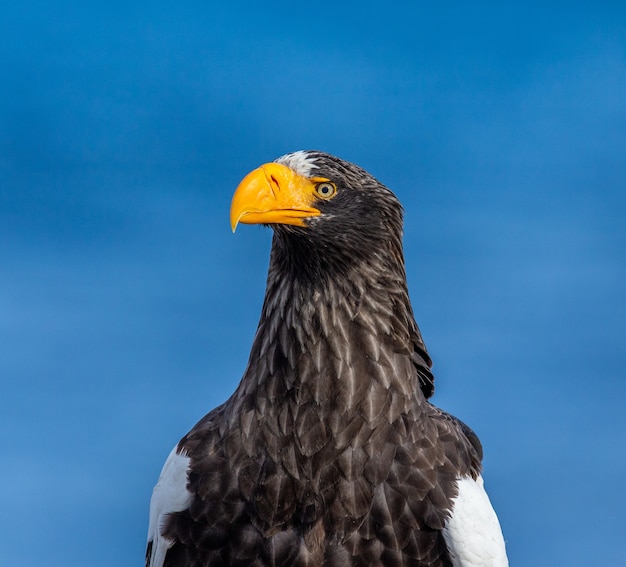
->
xmin=147 ymin=446 xmax=192 ymax=567
xmin=442 ymin=475 xmax=509 ymax=566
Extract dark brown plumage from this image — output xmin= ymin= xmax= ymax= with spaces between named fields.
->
xmin=146 ymin=151 xmax=505 ymax=567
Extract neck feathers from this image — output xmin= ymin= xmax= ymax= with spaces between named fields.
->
xmin=237 ymin=236 xmax=426 ymax=422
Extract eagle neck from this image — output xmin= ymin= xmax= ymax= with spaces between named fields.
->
xmin=234 ymin=234 xmax=425 ymax=426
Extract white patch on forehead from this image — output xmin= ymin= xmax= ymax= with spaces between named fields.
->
xmin=275 ymin=150 xmax=319 ymax=177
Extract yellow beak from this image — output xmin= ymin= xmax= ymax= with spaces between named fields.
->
xmin=230 ymin=162 xmax=322 ymax=232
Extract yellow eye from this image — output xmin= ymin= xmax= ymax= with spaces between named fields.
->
xmin=315 ymin=182 xmax=337 ymax=199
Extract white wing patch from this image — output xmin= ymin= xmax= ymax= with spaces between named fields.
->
xmin=443 ymin=475 xmax=509 ymax=567
xmin=147 ymin=446 xmax=192 ymax=567
xmin=275 ymin=150 xmax=319 ymax=177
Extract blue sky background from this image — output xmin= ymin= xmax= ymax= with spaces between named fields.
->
xmin=1 ymin=1 xmax=625 ymax=565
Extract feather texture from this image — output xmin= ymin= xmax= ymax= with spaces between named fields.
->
xmin=442 ymin=476 xmax=508 ymax=566
xmin=146 ymin=151 xmax=508 ymax=566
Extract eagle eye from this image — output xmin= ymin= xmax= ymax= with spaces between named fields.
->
xmin=315 ymin=182 xmax=337 ymax=200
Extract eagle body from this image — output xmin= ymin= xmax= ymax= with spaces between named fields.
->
xmin=147 ymin=151 xmax=508 ymax=566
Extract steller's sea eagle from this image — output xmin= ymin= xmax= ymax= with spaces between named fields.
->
xmin=146 ymin=151 xmax=508 ymax=566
